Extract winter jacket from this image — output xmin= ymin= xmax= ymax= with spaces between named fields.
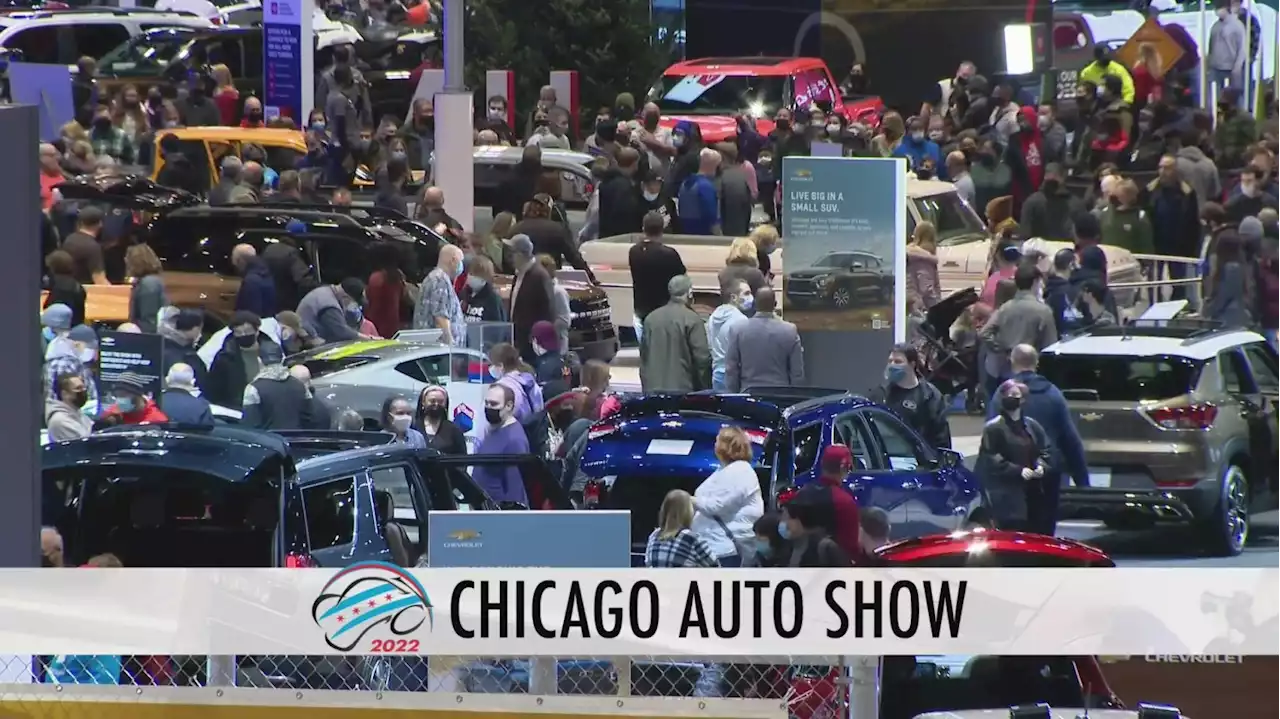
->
xmin=1175 ymin=146 xmax=1221 ymax=207
xmin=1043 ymin=274 xmax=1083 ymax=337
xmin=706 ymin=303 xmax=748 ymax=379
xmin=816 ymin=475 xmax=862 ymax=562
xmin=1078 ymin=60 xmax=1135 ymax=104
xmin=868 ymin=379 xmax=952 ymax=450
xmin=496 ymin=370 xmax=544 ymax=426
xmin=105 ymin=398 xmax=169 ymax=425
xmin=980 ymin=290 xmax=1059 ymax=353
xmin=1203 ymin=261 xmax=1256 ymax=328
xmin=160 ymin=388 xmax=214 ymax=427
xmin=1018 ymin=186 xmax=1083 ymax=241
xmin=975 ymin=414 xmax=1052 ymax=525
xmin=986 ymin=371 xmax=1087 ymax=488
xmin=158 ymin=325 xmax=208 ymax=393
xmin=1213 ymin=112 xmax=1258 ymax=169
xmin=1098 ymin=204 xmax=1155 ymax=255
xmin=690 ymin=460 xmax=764 ymax=559
xmin=1144 ymin=178 xmax=1202 ymax=257
xmin=128 ymin=274 xmax=166 ymax=333
xmin=235 ymin=258 xmax=278 ymax=318
xmin=204 ymin=331 xmax=284 ymax=410
xmin=241 ymin=364 xmax=309 ymax=430
xmin=639 ymin=299 xmax=712 ymax=393
xmin=905 ymin=246 xmax=941 ymax=308
xmin=891 ymin=135 xmax=942 ymax=176
xmin=45 ymin=399 xmax=92 ymax=442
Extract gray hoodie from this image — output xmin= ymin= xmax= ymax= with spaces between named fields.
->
xmin=1175 ymin=146 xmax=1222 ymax=207
xmin=706 ymin=303 xmax=747 ymax=376
xmin=1208 ymin=13 xmax=1246 ymax=72
xmin=45 ymin=399 xmax=92 ymax=442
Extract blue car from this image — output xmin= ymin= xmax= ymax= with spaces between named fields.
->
xmin=579 ymin=387 xmax=987 ymax=557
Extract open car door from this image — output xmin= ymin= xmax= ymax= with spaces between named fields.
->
xmin=419 ymin=453 xmax=573 ymax=511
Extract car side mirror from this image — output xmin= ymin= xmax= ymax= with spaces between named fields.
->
xmin=850 ymin=262 xmax=864 ymax=269
xmin=936 ymin=448 xmax=962 ymax=469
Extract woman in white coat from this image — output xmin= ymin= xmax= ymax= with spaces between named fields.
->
xmin=691 ymin=426 xmax=765 ymax=567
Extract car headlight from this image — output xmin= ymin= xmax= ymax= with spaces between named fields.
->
xmin=815 ymin=274 xmax=834 ymax=287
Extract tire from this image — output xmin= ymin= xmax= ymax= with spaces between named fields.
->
xmin=832 ymin=286 xmax=852 ymax=309
xmin=1202 ymin=464 xmax=1250 ymax=557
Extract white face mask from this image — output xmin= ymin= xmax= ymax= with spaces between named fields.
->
xmin=739 ymin=293 xmax=754 ymax=311
xmin=466 ymin=275 xmax=486 ymax=292
xmin=78 ymin=347 xmax=96 ymax=364
xmin=643 ymin=190 xmax=659 ymax=202
xmin=1241 ymin=183 xmax=1259 ymax=197
xmin=826 ymin=124 xmax=841 ymax=135
xmin=390 ymin=414 xmax=413 ymax=433
xmin=911 ymin=131 xmax=926 ymax=141
xmin=489 ymin=365 xmax=503 ymax=380
xmin=532 ymin=342 xmax=546 ymax=357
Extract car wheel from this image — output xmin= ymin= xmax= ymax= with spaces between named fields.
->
xmin=1203 ymin=464 xmax=1249 ymax=557
xmin=832 ymin=286 xmax=852 ymax=309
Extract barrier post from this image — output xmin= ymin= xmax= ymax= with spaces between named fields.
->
xmin=206 ymin=656 xmax=236 ymax=687
xmin=529 ymin=657 xmax=557 ymax=695
xmin=848 ymin=656 xmax=880 ymax=719
xmin=614 ymin=656 xmax=632 ymax=696
xmin=485 ymin=70 xmax=516 ymax=132
xmin=549 ymin=70 xmax=580 ymax=142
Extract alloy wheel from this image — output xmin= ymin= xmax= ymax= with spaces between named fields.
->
xmin=1223 ymin=465 xmax=1250 ymax=553
xmin=833 ymin=287 xmax=851 ymax=308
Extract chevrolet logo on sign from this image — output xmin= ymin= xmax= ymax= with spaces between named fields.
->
xmin=448 ymin=530 xmax=481 ymax=541
xmin=1079 ymin=412 xmax=1103 ymax=421
xmin=794 ymin=169 xmax=812 ymax=178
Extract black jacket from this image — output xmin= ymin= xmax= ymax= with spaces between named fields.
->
xmin=461 ymin=280 xmax=506 ymax=324
xmin=510 ymin=217 xmax=590 ymax=274
xmin=208 ymin=178 xmax=239 ymax=206
xmin=597 ymin=170 xmax=644 ymax=238
xmin=176 ymin=95 xmax=221 ymax=128
xmin=534 ymin=350 xmax=578 ymax=400
xmin=975 ymin=415 xmax=1052 ymax=525
xmin=159 ymin=328 xmax=209 ymax=392
xmin=301 ymin=395 xmax=334 ymax=430
xmin=235 ymin=258 xmax=279 ymax=318
xmin=494 ymin=162 xmax=541 ymax=219
xmin=160 ymin=388 xmax=214 ymax=427
xmin=868 ymin=379 xmax=952 ymax=450
xmin=204 ymin=331 xmax=284 ymax=410
xmin=241 ymin=365 xmax=309 ymax=430
xmin=1144 ymin=178 xmax=1202 ymax=257
xmin=261 ymin=241 xmax=317 ymax=311
xmin=155 ymin=153 xmax=202 ymax=196
xmin=1018 ymin=187 xmax=1084 ymax=241
xmin=627 ymin=239 xmax=686 ymax=321
xmin=421 ymin=418 xmax=467 ymax=456
xmin=43 ymin=275 xmax=86 ymax=327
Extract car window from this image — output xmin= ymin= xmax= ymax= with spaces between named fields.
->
xmin=395 ymin=355 xmax=450 ymax=384
xmin=833 ymin=413 xmax=874 ymax=471
xmin=71 ymin=23 xmax=132 ymax=61
xmin=863 ymin=411 xmax=927 ymax=471
xmin=792 ymin=68 xmax=835 ymax=109
xmin=302 ymin=476 xmax=357 ymax=550
xmin=7 ymin=26 xmax=64 ymax=64
xmin=912 ymin=192 xmax=985 ymax=245
xmin=314 ymin=236 xmax=370 ymax=284
xmin=1243 ymin=343 xmax=1279 ymax=393
xmin=1039 ymin=354 xmax=1201 ymax=402
xmin=371 ymin=464 xmax=425 ymax=548
xmin=650 ymin=74 xmax=787 ymax=117
xmin=1218 ymin=349 xmax=1257 ymax=394
xmin=206 ymin=37 xmax=245 ymax=78
xmin=791 ymin=422 xmax=822 ymax=476
xmin=150 ymin=214 xmax=242 ymax=274
xmin=98 ymin=30 xmax=193 ymax=76
xmin=880 ymin=655 xmax=1085 ymax=717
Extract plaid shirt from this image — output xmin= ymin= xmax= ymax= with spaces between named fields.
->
xmin=89 ymin=127 xmax=135 ymax=165
xmin=645 ymin=529 xmax=719 ymax=568
xmin=44 ymin=355 xmax=99 ymax=408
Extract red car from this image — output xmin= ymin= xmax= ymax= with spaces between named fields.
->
xmin=784 ymin=529 xmax=1146 ymax=719
xmin=648 ymin=56 xmax=883 ymax=144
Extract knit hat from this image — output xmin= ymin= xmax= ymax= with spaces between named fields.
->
xmin=531 ymin=320 xmax=560 ymax=351
xmin=41 ymin=304 xmax=73 ymax=331
xmin=112 ymin=371 xmax=149 ymax=395
xmin=1239 ymin=216 xmax=1264 ymax=244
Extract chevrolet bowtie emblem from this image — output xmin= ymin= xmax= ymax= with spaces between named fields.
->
xmin=1079 ymin=412 xmax=1103 ymax=421
xmin=448 ymin=530 xmax=481 ymax=541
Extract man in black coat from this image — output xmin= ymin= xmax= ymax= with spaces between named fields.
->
xmin=204 ymin=311 xmax=284 ymax=410
xmin=597 ymin=147 xmax=645 ymax=237
xmin=1144 ymin=154 xmax=1202 ymax=300
xmin=503 ymin=234 xmax=555 ymax=362
xmin=494 ymin=145 xmax=542 ymax=219
xmin=159 ymin=309 xmax=209 ymax=392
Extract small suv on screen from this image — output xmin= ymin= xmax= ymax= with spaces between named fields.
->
xmin=1039 ymin=322 xmax=1278 ymax=556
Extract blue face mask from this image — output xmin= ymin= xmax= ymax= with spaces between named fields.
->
xmin=754 ymin=538 xmax=772 ymax=558
xmin=116 ymin=396 xmax=137 ymax=413
xmin=42 ymin=327 xmax=56 ymax=342
xmin=885 ymin=364 xmax=908 ymax=384
xmin=777 ymin=521 xmax=792 ymax=540
xmin=345 ymin=305 xmax=363 ymax=326
xmin=311 ymin=121 xmax=326 ymax=133
xmin=740 ymin=295 xmax=754 ymax=312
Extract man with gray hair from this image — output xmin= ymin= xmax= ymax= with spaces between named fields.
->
xmin=677 ymin=148 xmax=722 ymax=235
xmin=160 ymin=363 xmax=214 ymax=427
xmin=228 ymin=161 xmax=263 ymax=204
xmin=209 ymin=155 xmax=243 ymax=206
xmin=985 ymin=343 xmax=1088 ymax=535
xmin=639 ymin=274 xmax=711 ymax=393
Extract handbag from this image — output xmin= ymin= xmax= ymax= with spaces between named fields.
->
xmin=709 ymin=513 xmax=751 ymax=560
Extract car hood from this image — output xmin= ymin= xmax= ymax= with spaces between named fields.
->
xmin=916 ymin=706 xmax=1157 ymax=711
xmin=580 ymin=413 xmax=768 ymax=476
xmin=788 ymin=267 xmax=835 ymax=279
xmin=658 ymin=115 xmax=775 ymax=143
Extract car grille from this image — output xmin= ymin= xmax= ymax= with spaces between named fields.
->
xmin=570 ymin=295 xmax=611 ymax=322
xmin=786 ymin=278 xmax=819 ymax=293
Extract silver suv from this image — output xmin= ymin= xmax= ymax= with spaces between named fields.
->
xmin=1039 ymin=323 xmax=1278 ymax=556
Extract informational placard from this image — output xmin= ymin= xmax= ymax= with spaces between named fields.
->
xmin=97 ymin=330 xmax=165 ymax=398
xmin=780 ymin=156 xmax=905 ymax=393
xmin=263 ymin=0 xmax=313 ymax=122
xmin=427 ymin=510 xmax=631 ymax=568
xmin=7 ymin=63 xmax=74 ymax=141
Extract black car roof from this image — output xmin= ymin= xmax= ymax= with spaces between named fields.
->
xmin=295 ymin=443 xmax=436 ymax=484
xmin=43 ymin=424 xmax=290 ymax=482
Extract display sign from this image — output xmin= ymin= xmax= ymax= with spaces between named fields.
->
xmin=97 ymin=330 xmax=165 ymax=398
xmin=7 ymin=63 xmax=74 ymax=141
xmin=780 ymin=156 xmax=905 ymax=392
xmin=1114 ymin=17 xmax=1185 ymax=82
xmin=427 ymin=510 xmax=631 ymax=568
xmin=263 ymin=0 xmax=313 ymax=122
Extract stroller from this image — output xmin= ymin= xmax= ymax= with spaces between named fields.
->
xmin=915 ymin=287 xmax=982 ymax=413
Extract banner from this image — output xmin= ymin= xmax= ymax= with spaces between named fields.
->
xmin=262 ymin=0 xmax=313 ymax=121
xmin=780 ymin=156 xmax=905 ymax=392
xmin=0 ymin=566 xmax=1274 ymax=656
xmin=97 ymin=330 xmax=165 ymax=398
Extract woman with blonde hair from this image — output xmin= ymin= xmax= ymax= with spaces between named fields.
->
xmin=747 ymin=224 xmax=780 ymax=280
xmin=645 ymin=490 xmax=720 ymax=568
xmin=718 ymin=236 xmax=767 ymax=296
xmin=125 ymin=244 xmax=167 ymax=332
xmin=689 ymin=426 xmax=764 ymax=567
xmin=1130 ymin=42 xmax=1162 ymax=110
xmin=906 ymin=220 xmax=941 ymax=309
xmin=111 ymin=85 xmax=148 ymax=159
xmin=211 ymin=63 xmax=240 ymax=126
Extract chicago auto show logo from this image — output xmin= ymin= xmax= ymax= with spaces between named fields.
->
xmin=311 ymin=561 xmax=433 ymax=652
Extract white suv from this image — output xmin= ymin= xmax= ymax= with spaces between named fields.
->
xmin=0 ymin=7 xmax=213 ymax=64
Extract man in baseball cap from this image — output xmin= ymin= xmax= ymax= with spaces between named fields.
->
xmin=813 ymin=444 xmax=863 ymax=561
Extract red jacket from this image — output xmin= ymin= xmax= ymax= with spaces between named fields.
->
xmin=366 ymin=269 xmax=406 ymax=339
xmin=109 ymin=399 xmax=169 ymax=425
xmin=213 ymin=88 xmax=240 ymax=126
xmin=817 ymin=474 xmax=861 ymax=561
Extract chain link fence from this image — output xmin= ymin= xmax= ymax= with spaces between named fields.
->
xmin=6 ymin=655 xmax=843 ymax=702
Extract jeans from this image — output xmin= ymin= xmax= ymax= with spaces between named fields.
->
xmin=712 ymin=367 xmax=726 ymax=391
xmin=1209 ymin=68 xmax=1244 ymax=108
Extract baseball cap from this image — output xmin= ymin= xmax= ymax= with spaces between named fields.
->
xmin=41 ymin=304 xmax=73 ymax=331
xmin=340 ymin=277 xmax=366 ymax=306
xmin=1052 ymin=248 xmax=1077 ymax=272
xmin=504 ymin=233 xmax=534 ymax=256
xmin=821 ymin=444 xmax=853 ymax=471
xmin=531 ymin=320 xmax=560 ymax=351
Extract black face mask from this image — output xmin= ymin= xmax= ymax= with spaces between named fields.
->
xmin=67 ymin=390 xmax=88 ymax=408
xmin=616 ymin=105 xmax=635 ymax=122
xmin=423 ymin=405 xmax=445 ymax=420
xmin=484 ymin=407 xmax=503 ymax=425
xmin=1042 ymin=178 xmax=1060 ymax=193
xmin=235 ymin=333 xmax=257 ymax=348
xmin=1000 ymin=396 xmax=1022 ymax=414
xmin=775 ymin=118 xmax=791 ymax=132
xmin=93 ymin=117 xmax=112 ymax=129
xmin=247 ymin=111 xmax=263 ymax=122
xmin=642 ymin=113 xmax=659 ymax=131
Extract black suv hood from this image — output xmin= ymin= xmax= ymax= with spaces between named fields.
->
xmin=55 ymin=174 xmax=200 ymax=211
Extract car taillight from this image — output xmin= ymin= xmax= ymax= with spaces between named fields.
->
xmin=285 ymin=553 xmax=316 ymax=568
xmin=1145 ymin=404 xmax=1218 ymax=430
xmin=584 ymin=182 xmax=594 ymax=196
xmin=583 ymin=479 xmax=607 ymax=508
xmin=588 ymin=420 xmax=619 ymax=440
xmin=776 ymin=486 xmax=798 ymax=506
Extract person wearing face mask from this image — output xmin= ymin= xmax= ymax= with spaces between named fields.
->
xmin=473 ymin=383 xmax=532 ymax=506
xmin=415 ymin=384 xmax=467 ymax=455
xmin=869 ymin=344 xmax=951 ymax=450
xmin=530 ymin=320 xmax=576 ymax=399
xmin=925 ymin=115 xmax=949 ymax=150
xmin=981 ymin=262 xmax=1059 ymax=360
xmin=892 ymin=116 xmax=943 ymax=179
xmin=1004 ymin=106 xmax=1045 ymax=216
xmin=40 ymin=300 xmax=78 ymax=358
xmin=968 ymin=140 xmax=1013 ymax=222
xmin=1225 ymin=166 xmax=1278 ymax=222
xmin=102 ymin=372 xmax=169 ymax=427
xmin=374 ymin=154 xmax=412 ymax=216
xmin=411 ymin=244 xmax=466 ymax=344
xmin=203 ymin=310 xmax=283 ymax=409
xmin=1035 ymin=103 xmax=1067 ymax=166
xmin=665 ymin=120 xmax=705 ymax=194
xmin=158 ymin=308 xmax=208 ymax=391
xmin=460 ymin=254 xmax=507 ymax=325
xmin=381 ymin=395 xmax=427 ymax=448
xmin=779 ymin=487 xmax=852 ymax=568
xmin=975 ymin=379 xmax=1053 ymax=531
xmin=240 ymin=96 xmax=265 ymax=128
xmin=44 ymin=324 xmax=100 ymax=414
xmin=706 ymin=277 xmax=751 ymax=391
xmin=46 ymin=372 xmax=94 ymax=441
xmin=1018 ymin=163 xmax=1083 ymax=241
xmin=743 ymin=512 xmax=788 ymax=568
xmin=87 ymin=104 xmax=133 ymax=165
xmin=636 ymin=171 xmax=679 ymax=232
xmin=175 ymin=72 xmax=221 ymax=128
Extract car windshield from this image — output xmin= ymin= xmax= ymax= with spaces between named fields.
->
xmin=912 ymin=191 xmax=986 ymax=246
xmin=98 ymin=32 xmax=193 ymax=75
xmin=812 ymin=254 xmax=846 ymax=268
xmin=879 ymin=655 xmax=1085 ymax=715
xmin=650 ymin=74 xmax=786 ymax=115
xmin=1039 ymin=354 xmax=1200 ymax=401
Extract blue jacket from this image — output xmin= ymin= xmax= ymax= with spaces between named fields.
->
xmin=892 ymin=136 xmax=944 ymax=178
xmin=987 ymin=371 xmax=1088 ymax=487
xmin=677 ymin=173 xmax=719 ymax=235
xmin=235 ymin=258 xmax=278 ymax=318
xmin=160 ymin=388 xmax=215 ymax=427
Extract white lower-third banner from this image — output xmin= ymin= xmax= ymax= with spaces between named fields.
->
xmin=2 ymin=565 xmax=1275 ymax=655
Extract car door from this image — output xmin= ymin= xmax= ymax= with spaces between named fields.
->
xmin=368 ymin=461 xmax=432 ymax=566
xmin=833 ymin=411 xmax=911 ymax=538
xmin=299 ymin=472 xmax=362 ymax=567
xmin=5 ymin=25 xmax=71 ymax=64
xmin=861 ymin=408 xmax=957 ymax=536
xmin=1239 ymin=342 xmax=1279 ymax=492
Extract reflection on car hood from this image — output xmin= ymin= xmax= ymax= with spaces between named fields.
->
xmin=914 ymin=710 xmax=1153 ymax=719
